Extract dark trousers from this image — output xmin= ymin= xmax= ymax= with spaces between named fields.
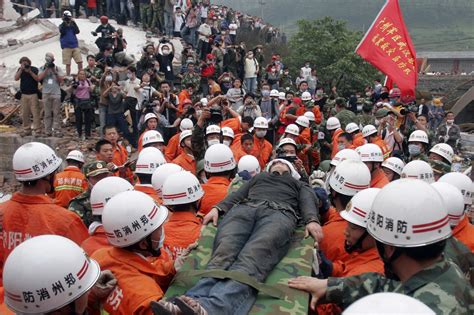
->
xmin=124 ymin=97 xmax=139 ymax=147
xmin=106 ymin=112 xmax=135 ymax=146
xmin=75 ymin=99 xmax=93 ymax=137
xmin=186 ymin=203 xmax=296 ymax=314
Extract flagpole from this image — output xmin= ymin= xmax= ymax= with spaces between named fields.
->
xmin=355 ymin=0 xmax=392 ymax=52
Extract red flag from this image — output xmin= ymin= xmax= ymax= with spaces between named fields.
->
xmin=356 ymin=0 xmax=417 ymax=96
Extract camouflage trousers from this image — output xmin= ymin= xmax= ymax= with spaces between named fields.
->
xmin=140 ymin=4 xmax=152 ymax=29
xmin=151 ymin=4 xmax=164 ymax=32
xmin=185 ymin=202 xmax=296 ymax=314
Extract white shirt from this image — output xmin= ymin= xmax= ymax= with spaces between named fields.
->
xmin=122 ymin=78 xmax=141 ymax=99
xmin=198 ymin=24 xmax=211 ymax=41
xmin=174 ymin=13 xmax=185 ymax=32
xmin=229 ymin=23 xmax=238 ymax=35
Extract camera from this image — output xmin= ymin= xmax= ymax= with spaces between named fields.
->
xmin=276 ymin=147 xmax=298 ymax=163
xmin=24 ymin=64 xmax=30 ymax=69
xmin=399 ymin=104 xmax=418 ymax=116
xmin=209 ymin=108 xmax=223 ymax=124
xmin=46 ymin=62 xmax=55 ymax=69
xmin=159 ymin=38 xmax=169 ymax=44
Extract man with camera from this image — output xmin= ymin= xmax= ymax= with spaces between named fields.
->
xmin=38 ymin=52 xmax=65 ymax=137
xmin=59 ymin=10 xmax=82 ymax=76
xmin=14 ymin=57 xmax=41 ymax=137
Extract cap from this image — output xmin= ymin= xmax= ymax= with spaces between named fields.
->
xmin=63 ymin=10 xmax=72 ymax=17
xmin=375 ymin=108 xmax=389 ymax=119
xmin=84 ymin=161 xmax=111 ymax=177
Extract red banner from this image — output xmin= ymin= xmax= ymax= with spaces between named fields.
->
xmin=356 ymin=0 xmax=417 ymax=96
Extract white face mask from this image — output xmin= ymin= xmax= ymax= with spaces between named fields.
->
xmin=255 ymin=130 xmax=267 ymax=138
xmin=337 ymin=144 xmax=345 ymax=151
xmin=207 ymin=139 xmax=220 ymax=146
xmin=151 ymin=229 xmax=165 ymax=250
xmin=105 ymin=75 xmax=113 ymax=81
xmin=223 ymin=140 xmax=232 ymax=147
xmin=446 ymin=119 xmax=454 ymax=125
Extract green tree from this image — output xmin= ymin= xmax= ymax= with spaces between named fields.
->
xmin=287 ymin=17 xmax=380 ymax=95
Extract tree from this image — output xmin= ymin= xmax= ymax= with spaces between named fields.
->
xmin=287 ymin=17 xmax=381 ymax=95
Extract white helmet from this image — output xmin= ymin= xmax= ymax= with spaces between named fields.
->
xmin=362 ymin=124 xmax=377 ymax=138
xmin=368 ymin=179 xmax=451 ymax=247
xmin=102 ymin=191 xmax=168 ymax=247
xmin=326 ymin=117 xmax=341 ymax=131
xmin=144 ymin=113 xmax=158 ymax=123
xmin=3 ymin=235 xmax=100 ymax=314
xmin=206 ymin=124 xmax=221 ymax=135
xmin=90 ymin=176 xmax=134 ymax=216
xmin=179 ymin=129 xmax=193 ymax=145
xmin=330 ymin=149 xmax=361 ymax=167
xmin=142 ymin=130 xmax=165 ymax=147
xmin=204 ymin=143 xmax=236 ymax=173
xmin=295 ymin=116 xmax=310 ymax=128
xmin=278 ymin=92 xmax=286 ymax=100
xmin=381 ymin=157 xmax=405 ymax=175
xmin=237 ymin=155 xmax=261 ymax=177
xmin=151 ymin=163 xmax=183 ymax=196
xmin=13 ymin=142 xmax=63 ymax=181
xmin=429 ymin=143 xmax=454 ymax=164
xmin=200 ymin=97 xmax=208 ymax=106
xmin=303 ymin=111 xmax=315 ymax=122
xmin=135 ymin=147 xmax=167 ymax=174
xmin=401 ymin=160 xmax=435 ymax=184
xmin=254 ymin=117 xmax=269 ymax=129
xmin=345 ymin=122 xmax=359 ymax=134
xmin=439 ymin=172 xmax=473 ymax=205
xmin=343 ymin=293 xmax=435 ymax=315
xmin=277 ymin=137 xmax=297 ymax=149
xmin=408 ymin=130 xmax=429 ymax=144
xmin=341 ymin=188 xmax=381 ymax=228
xmin=66 ymin=150 xmax=85 ymax=163
xmin=162 ymin=171 xmax=204 ymax=205
xmin=329 ymin=160 xmax=371 ymax=196
xmin=285 ymin=124 xmax=300 ymax=136
xmin=221 ymin=126 xmax=235 ymax=139
xmin=356 ymin=143 xmax=384 ymax=163
xmin=270 ymin=89 xmax=280 ymax=97
xmin=180 ymin=118 xmax=194 ymax=132
xmin=431 ymin=182 xmax=465 ymax=227
xmin=301 ymin=91 xmax=312 ymax=101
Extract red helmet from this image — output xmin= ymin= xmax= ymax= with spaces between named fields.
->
xmin=100 ymin=16 xmax=108 ymax=23
xmin=292 ymin=97 xmax=302 ymax=105
xmin=389 ymin=88 xmax=401 ymax=98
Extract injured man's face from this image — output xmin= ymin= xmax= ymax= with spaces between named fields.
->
xmin=269 ymin=161 xmax=291 ymax=176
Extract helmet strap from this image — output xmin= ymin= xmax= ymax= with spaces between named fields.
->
xmin=344 ymin=230 xmax=368 ymax=253
xmin=375 ymin=241 xmax=402 ymax=281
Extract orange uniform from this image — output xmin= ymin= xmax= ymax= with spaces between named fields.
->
xmin=178 ymin=90 xmax=191 ymax=113
xmin=165 ymin=132 xmax=182 ymax=161
xmin=92 ymin=247 xmax=175 ymax=315
xmin=112 ymin=144 xmax=134 ymax=183
xmin=452 ymin=216 xmax=474 ymax=251
xmin=330 ymin=128 xmax=344 ymax=158
xmin=199 ymin=177 xmax=231 ymax=216
xmin=250 ymin=136 xmax=273 ymax=169
xmin=0 ymin=287 xmax=14 ymax=315
xmin=134 ymin=184 xmax=162 ymax=204
xmin=370 ymin=168 xmax=390 ymax=188
xmin=372 ymin=136 xmax=391 ymax=160
xmin=81 ymin=224 xmax=111 ymax=256
xmin=232 ymin=145 xmax=249 ymax=162
xmin=296 ymin=107 xmax=322 ymax=124
xmin=137 ymin=130 xmax=149 ymax=152
xmin=53 ymin=166 xmax=88 ymax=207
xmin=0 ymin=193 xmax=89 ymax=282
xmin=172 ymin=152 xmax=196 ymax=174
xmin=220 ymin=117 xmax=241 ymax=135
xmin=320 ymin=207 xmax=350 ymax=263
xmin=163 ymin=212 xmax=201 ymax=260
xmin=352 ymin=132 xmax=366 ymax=148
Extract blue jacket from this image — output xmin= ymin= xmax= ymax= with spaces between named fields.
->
xmin=59 ymin=21 xmax=80 ymax=49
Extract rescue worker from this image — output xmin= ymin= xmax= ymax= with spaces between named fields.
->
xmin=334 ymin=97 xmax=356 ymax=129
xmin=221 ymin=127 xmax=235 ymax=147
xmin=327 ymin=116 xmax=343 ymax=158
xmin=357 ymin=144 xmax=390 ymax=188
xmin=381 ymin=157 xmax=405 ymax=182
xmin=407 ymin=130 xmax=430 ymax=162
xmin=151 ymin=163 xmax=183 ymax=197
xmin=162 ymin=171 xmax=204 ymax=259
xmin=95 ymin=139 xmax=114 ymax=167
xmin=428 ymin=143 xmax=454 ymax=166
xmin=83 ymin=176 xmax=133 ymax=256
xmin=400 ymin=160 xmax=435 ymax=184
xmin=0 ymin=142 xmax=89 ymax=282
xmin=53 ymin=149 xmax=88 ymax=208
xmin=68 ymin=160 xmax=112 ymax=227
xmin=276 ymin=137 xmax=309 ymax=182
xmin=345 ymin=122 xmax=365 ymax=148
xmin=199 ymin=144 xmax=236 ymax=216
xmin=134 ymin=147 xmax=167 ymax=203
xmin=205 ymin=124 xmax=222 ymax=147
xmin=289 ymin=179 xmax=471 ymax=314
xmin=92 ymin=191 xmax=175 ymax=314
xmin=232 ymin=133 xmax=254 ymax=162
xmin=140 ymin=129 xmax=166 ymax=155
xmin=282 ymin=123 xmax=300 ymax=142
xmin=137 ymin=113 xmax=159 ymax=152
xmin=319 ymin=159 xmax=371 ymax=264
xmin=103 ymin=125 xmax=134 ymax=182
xmin=250 ymin=117 xmax=273 ymax=169
xmin=3 ymin=235 xmax=106 ymax=315
xmin=172 ymin=130 xmax=196 ymax=174
xmin=165 ymin=118 xmax=194 ymax=161
xmin=228 ymin=155 xmax=261 ymax=194
xmin=361 ymin=124 xmax=391 ymax=160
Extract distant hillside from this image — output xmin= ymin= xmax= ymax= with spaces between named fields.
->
xmin=214 ymin=0 xmax=474 ymax=51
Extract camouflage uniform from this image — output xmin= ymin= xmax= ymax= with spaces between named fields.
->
xmin=68 ymin=190 xmax=93 ymax=227
xmin=358 ymin=112 xmax=376 ymax=127
xmin=181 ymin=71 xmax=201 ymax=93
xmin=84 ymin=66 xmax=103 ymax=101
xmin=335 ymin=109 xmax=356 ymax=130
xmin=409 ymin=153 xmax=429 ymax=163
xmin=151 ymin=0 xmax=164 ymax=32
xmin=323 ymin=258 xmax=471 ymax=314
xmin=429 ymin=159 xmax=451 ymax=178
xmin=279 ymin=74 xmax=293 ymax=91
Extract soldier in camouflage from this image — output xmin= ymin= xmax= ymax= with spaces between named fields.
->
xmin=68 ymin=160 xmax=111 ymax=227
xmin=358 ymin=101 xmax=376 ymax=127
xmin=334 ymin=97 xmax=356 ymax=130
xmin=429 ymin=159 xmax=451 ymax=181
xmin=84 ymin=55 xmax=103 ymax=105
xmin=180 ymin=61 xmax=201 ymax=94
xmin=289 ymin=179 xmax=472 ymax=314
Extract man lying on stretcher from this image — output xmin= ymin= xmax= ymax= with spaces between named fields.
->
xmin=154 ymin=158 xmax=323 ymax=315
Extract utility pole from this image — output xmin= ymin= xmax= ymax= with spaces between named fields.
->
xmin=258 ymin=0 xmax=266 ymax=20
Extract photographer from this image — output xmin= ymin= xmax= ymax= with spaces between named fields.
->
xmin=14 ymin=56 xmax=41 ymax=137
xmin=237 ymin=93 xmax=261 ymax=119
xmin=91 ymin=16 xmax=116 ymax=52
xmin=158 ymin=81 xmax=179 ymax=126
xmin=59 ymin=10 xmax=82 ymax=76
xmin=156 ymin=41 xmax=175 ymax=85
xmin=38 ymin=52 xmax=65 ymax=137
xmin=98 ymin=67 xmax=119 ymax=137
xmin=102 ymin=82 xmax=134 ymax=146
xmin=95 ymin=45 xmax=116 ymax=70
xmin=71 ymin=70 xmax=94 ymax=139
xmin=136 ymin=73 xmax=161 ymax=129
xmin=275 ymin=137 xmax=309 ymax=183
xmin=137 ymin=44 xmax=157 ymax=78
xmin=84 ymin=55 xmax=103 ymax=107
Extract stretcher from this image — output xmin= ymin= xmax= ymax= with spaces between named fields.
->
xmin=164 ymin=225 xmax=312 ymax=315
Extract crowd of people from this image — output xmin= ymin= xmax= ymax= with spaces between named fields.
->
xmin=2 ymin=0 xmax=473 ymax=314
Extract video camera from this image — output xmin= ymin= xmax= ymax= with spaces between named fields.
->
xmin=399 ymin=104 xmax=418 ymax=116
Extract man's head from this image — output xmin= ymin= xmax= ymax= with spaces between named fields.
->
xmin=240 ymin=133 xmax=254 ymax=154
xmin=45 ymin=52 xmax=54 ymax=63
xmin=103 ymin=126 xmax=119 ymax=145
xmin=269 ymin=160 xmax=291 ymax=175
xmin=337 ymin=132 xmax=353 ymax=151
xmin=160 ymin=81 xmax=170 ymax=93
xmin=298 ymin=81 xmax=308 ymax=92
xmin=19 ymin=56 xmax=31 ymax=67
xmin=84 ymin=161 xmax=111 ymax=187
xmin=446 ymin=111 xmax=455 ymax=125
xmin=86 ymin=54 xmax=96 ymax=67
xmin=95 ymin=139 xmax=114 ymax=163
